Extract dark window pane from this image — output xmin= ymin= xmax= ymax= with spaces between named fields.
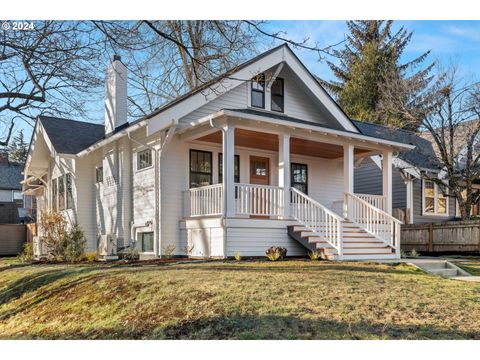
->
xmin=219 ymin=154 xmax=239 ymax=184
xmin=271 ymin=95 xmax=284 ymax=112
xmin=58 ymin=175 xmax=65 ymax=211
xmin=271 ymin=78 xmax=284 ymax=112
xmin=66 ymin=174 xmax=73 ymax=209
xmin=251 ymin=90 xmax=264 ymax=108
xmin=271 ymin=78 xmax=283 ymax=95
xmin=141 ymin=232 xmax=154 ymax=252
xmin=190 ymin=150 xmax=212 ymax=188
xmin=291 ymin=163 xmax=308 ymax=195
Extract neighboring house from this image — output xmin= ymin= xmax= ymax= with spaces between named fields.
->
xmin=354 ymin=122 xmax=457 ymax=224
xmin=0 ymin=152 xmax=35 ymax=224
xmin=23 ymin=44 xmax=414 ymax=261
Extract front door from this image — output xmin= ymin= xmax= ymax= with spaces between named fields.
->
xmin=250 ymin=156 xmax=270 ymax=185
xmin=249 ymin=156 xmax=270 ymax=217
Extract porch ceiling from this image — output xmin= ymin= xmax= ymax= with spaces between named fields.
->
xmin=196 ymin=129 xmax=371 ymax=159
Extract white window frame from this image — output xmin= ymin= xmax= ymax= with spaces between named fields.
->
xmin=136 ymin=149 xmax=153 ymax=171
xmin=422 ymin=179 xmax=449 ymax=216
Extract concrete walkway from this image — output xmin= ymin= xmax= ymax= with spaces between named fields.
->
xmin=378 ymin=257 xmax=480 ymax=282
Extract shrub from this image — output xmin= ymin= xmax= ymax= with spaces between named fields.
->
xmin=265 ymin=246 xmax=287 ymax=261
xmin=234 ymin=251 xmax=242 ymax=261
xmin=409 ymin=249 xmax=420 ymax=258
xmin=82 ymin=252 xmax=98 ymax=262
xmin=308 ymin=249 xmax=323 ymax=261
xmin=124 ymin=247 xmax=139 ymax=261
xmin=18 ymin=242 xmax=34 ymax=263
xmin=162 ymin=244 xmax=176 ymax=259
xmin=400 ymin=249 xmax=407 ymax=259
xmin=39 ymin=211 xmax=86 ymax=262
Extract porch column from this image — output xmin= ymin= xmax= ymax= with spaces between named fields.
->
xmin=382 ymin=150 xmax=393 ymax=215
xmin=223 ymin=126 xmax=235 ymax=217
xmin=278 ymin=133 xmax=291 ymax=218
xmin=343 ymin=144 xmax=354 ymax=218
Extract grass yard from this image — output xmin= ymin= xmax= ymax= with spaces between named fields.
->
xmin=1 ymin=258 xmax=480 ymax=339
xmin=451 ymin=257 xmax=480 ymax=276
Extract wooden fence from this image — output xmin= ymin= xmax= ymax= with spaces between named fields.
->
xmin=0 ymin=224 xmax=26 ymax=256
xmin=401 ymin=220 xmax=480 ymax=253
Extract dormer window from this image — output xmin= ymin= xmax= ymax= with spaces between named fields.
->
xmin=271 ymin=78 xmax=284 ymax=112
xmin=251 ymin=74 xmax=265 ymax=109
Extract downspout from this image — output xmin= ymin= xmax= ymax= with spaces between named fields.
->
xmin=209 ymin=118 xmax=228 ymax=258
xmin=127 ymin=119 xmax=177 ymax=257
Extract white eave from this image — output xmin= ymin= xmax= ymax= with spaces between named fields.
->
xmin=179 ymin=109 xmax=416 ymax=152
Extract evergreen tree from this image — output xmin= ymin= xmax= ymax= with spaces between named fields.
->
xmin=8 ymin=130 xmax=28 ymax=164
xmin=323 ymin=21 xmax=433 ymax=129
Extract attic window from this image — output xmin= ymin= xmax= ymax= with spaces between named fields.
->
xmin=251 ymin=74 xmax=265 ymax=109
xmin=271 ymin=78 xmax=284 ymax=112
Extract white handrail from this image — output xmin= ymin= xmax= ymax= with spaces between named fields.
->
xmin=290 ymin=187 xmax=343 ymax=255
xmin=235 ymin=183 xmax=284 ymax=216
xmin=354 ymin=193 xmax=387 ymax=211
xmin=183 ymin=184 xmax=223 ymax=217
xmin=345 ymin=192 xmax=401 ymax=253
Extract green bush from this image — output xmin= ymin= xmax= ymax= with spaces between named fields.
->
xmin=124 ymin=247 xmax=139 ymax=261
xmin=64 ymin=225 xmax=86 ymax=262
xmin=265 ymin=246 xmax=287 ymax=261
xmin=308 ymin=249 xmax=323 ymax=261
xmin=409 ymin=249 xmax=420 ymax=258
xmin=18 ymin=242 xmax=34 ymax=263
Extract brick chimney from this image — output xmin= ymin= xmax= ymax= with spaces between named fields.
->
xmin=105 ymin=55 xmax=128 ymax=135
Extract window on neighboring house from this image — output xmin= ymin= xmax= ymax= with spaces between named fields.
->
xmin=137 ymin=149 xmax=152 ymax=170
xmin=271 ymin=78 xmax=284 ymax=112
xmin=140 ymin=232 xmax=154 ymax=252
xmin=251 ymin=74 xmax=265 ymax=108
xmin=423 ymin=179 xmax=448 ymax=215
xmin=96 ymin=166 xmax=103 ymax=183
xmin=52 ymin=178 xmax=58 ymax=211
xmin=291 ymin=163 xmax=308 ymax=194
xmin=218 ymin=154 xmax=240 ymax=183
xmin=58 ymin=175 xmax=65 ymax=211
xmin=189 ymin=149 xmax=212 ymax=188
xmin=66 ymin=173 xmax=73 ymax=209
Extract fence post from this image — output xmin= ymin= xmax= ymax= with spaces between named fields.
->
xmin=428 ymin=223 xmax=434 ymax=252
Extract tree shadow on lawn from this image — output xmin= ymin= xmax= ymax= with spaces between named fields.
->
xmin=0 ymin=267 xmax=114 ymax=321
xmin=11 ymin=314 xmax=479 ymax=340
xmin=152 ymin=262 xmax=422 ymax=277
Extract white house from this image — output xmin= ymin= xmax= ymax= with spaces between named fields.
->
xmin=23 ymin=44 xmax=414 ymax=260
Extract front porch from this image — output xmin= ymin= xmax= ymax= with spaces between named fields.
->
xmin=178 ymin=110 xmax=407 ymax=260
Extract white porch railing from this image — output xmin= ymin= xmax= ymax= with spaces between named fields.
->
xmin=235 ymin=183 xmax=284 ymax=217
xmin=290 ymin=187 xmax=343 ymax=255
xmin=183 ymin=184 xmax=223 ymax=217
xmin=354 ymin=193 xmax=387 ymax=212
xmin=344 ymin=192 xmax=401 ymax=252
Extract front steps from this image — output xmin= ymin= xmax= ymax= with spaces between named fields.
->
xmin=287 ymin=223 xmax=397 ymax=260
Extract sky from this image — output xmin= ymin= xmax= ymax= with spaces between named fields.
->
xmin=7 ymin=20 xmax=480 ymax=144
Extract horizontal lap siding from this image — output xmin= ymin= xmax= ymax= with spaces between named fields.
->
xmin=354 ymin=159 xmax=407 ymax=209
xmin=226 ymin=226 xmax=305 ymax=257
xmin=74 ymin=156 xmax=96 ymax=251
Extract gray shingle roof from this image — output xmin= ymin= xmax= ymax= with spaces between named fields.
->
xmin=352 ymin=120 xmax=441 ymax=170
xmin=0 ymin=162 xmax=22 ymax=190
xmin=39 ymin=116 xmax=105 ymax=155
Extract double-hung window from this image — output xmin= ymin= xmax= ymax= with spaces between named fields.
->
xmin=189 ymin=149 xmax=212 ymax=188
xmin=52 ymin=178 xmax=58 ymax=211
xmin=291 ymin=163 xmax=308 ymax=194
xmin=96 ymin=166 xmax=103 ymax=183
xmin=423 ymin=179 xmax=448 ymax=215
xmin=58 ymin=175 xmax=65 ymax=211
xmin=251 ymin=74 xmax=265 ymax=109
xmin=66 ymin=174 xmax=73 ymax=210
xmin=271 ymin=78 xmax=284 ymax=112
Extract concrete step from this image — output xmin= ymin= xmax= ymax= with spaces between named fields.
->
xmin=341 ymin=253 xmax=398 ymax=260
xmin=342 ymin=247 xmax=392 ymax=254
xmin=413 ymin=261 xmax=449 ymax=270
xmin=429 ymin=268 xmax=459 ymax=277
xmin=342 ymin=241 xmax=387 ymax=248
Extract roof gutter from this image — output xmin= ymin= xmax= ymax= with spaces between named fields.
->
xmin=76 ymin=120 xmax=147 ymax=157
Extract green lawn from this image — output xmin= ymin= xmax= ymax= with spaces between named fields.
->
xmin=1 ymin=258 xmax=480 ymax=339
xmin=450 ymin=257 xmax=480 ymax=276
